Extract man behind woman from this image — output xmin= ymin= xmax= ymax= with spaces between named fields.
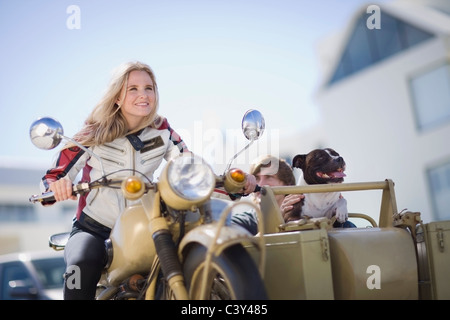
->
xmin=231 ymin=155 xmax=303 ymax=235
xmin=231 ymin=154 xmax=355 ymax=235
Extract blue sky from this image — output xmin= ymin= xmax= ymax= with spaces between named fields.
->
xmin=0 ymin=0 xmax=393 ymax=170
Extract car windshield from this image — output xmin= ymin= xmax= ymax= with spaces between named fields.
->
xmin=31 ymin=257 xmax=66 ymax=289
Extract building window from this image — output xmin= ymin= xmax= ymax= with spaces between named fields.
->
xmin=410 ymin=62 xmax=450 ymax=131
xmin=61 ymin=204 xmax=77 ymax=216
xmin=428 ymin=160 xmax=450 ymax=221
xmin=0 ymin=204 xmax=36 ymax=222
xmin=328 ymin=11 xmax=434 ymax=86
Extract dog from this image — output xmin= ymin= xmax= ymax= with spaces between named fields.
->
xmin=285 ymin=148 xmax=348 ymax=224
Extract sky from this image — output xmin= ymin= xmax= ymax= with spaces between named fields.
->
xmin=0 ymin=0 xmax=394 ymax=172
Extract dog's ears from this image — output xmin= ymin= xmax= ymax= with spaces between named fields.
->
xmin=292 ymin=154 xmax=307 ymax=169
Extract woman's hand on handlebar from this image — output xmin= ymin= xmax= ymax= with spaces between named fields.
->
xmin=48 ymin=179 xmax=77 ymax=201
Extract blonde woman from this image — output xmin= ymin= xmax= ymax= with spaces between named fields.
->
xmin=40 ymin=61 xmax=190 ymax=299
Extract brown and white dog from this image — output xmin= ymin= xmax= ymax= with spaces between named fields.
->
xmin=285 ymin=148 xmax=348 ymax=223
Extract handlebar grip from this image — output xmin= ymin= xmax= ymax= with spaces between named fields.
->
xmin=29 ymin=182 xmax=90 ymax=206
xmin=229 ymin=184 xmax=262 ymax=200
xmin=29 ymin=191 xmax=57 ymax=205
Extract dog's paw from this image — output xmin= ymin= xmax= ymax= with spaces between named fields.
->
xmin=335 ymin=210 xmax=348 ymax=223
xmin=335 ymin=198 xmax=348 ymax=223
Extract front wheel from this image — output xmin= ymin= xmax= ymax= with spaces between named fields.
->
xmin=183 ymin=244 xmax=267 ymax=300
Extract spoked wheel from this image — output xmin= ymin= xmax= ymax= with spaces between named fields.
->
xmin=183 ymin=244 xmax=267 ymax=300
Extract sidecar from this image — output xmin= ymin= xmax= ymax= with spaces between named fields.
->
xmin=246 ymin=179 xmax=450 ymax=300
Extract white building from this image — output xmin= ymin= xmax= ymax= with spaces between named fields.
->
xmin=0 ymin=164 xmax=75 ymax=254
xmin=279 ymin=0 xmax=450 ymax=225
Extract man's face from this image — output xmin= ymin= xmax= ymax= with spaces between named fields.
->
xmin=255 ymin=174 xmax=284 ymax=188
xmin=254 ymin=168 xmax=285 ymax=205
xmin=255 ymin=166 xmax=285 ymax=187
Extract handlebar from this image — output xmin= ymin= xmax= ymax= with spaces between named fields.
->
xmin=28 ymin=179 xmax=134 ymax=205
xmin=30 ymin=175 xmax=261 ymax=205
xmin=29 ymin=182 xmax=92 ymax=205
xmin=29 ymin=191 xmax=57 ymax=205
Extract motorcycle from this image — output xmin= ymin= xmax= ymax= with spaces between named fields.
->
xmin=28 ymin=109 xmax=268 ymax=300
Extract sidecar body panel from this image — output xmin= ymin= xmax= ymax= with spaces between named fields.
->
xmin=246 ymin=229 xmax=334 ymax=300
xmin=247 ymin=226 xmax=419 ymax=300
xmin=328 ymin=227 xmax=418 ymax=299
xmin=417 ymin=220 xmax=450 ymax=300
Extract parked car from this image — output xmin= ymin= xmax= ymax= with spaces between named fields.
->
xmin=0 ymin=250 xmax=65 ymax=300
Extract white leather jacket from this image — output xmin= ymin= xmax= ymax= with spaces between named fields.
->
xmin=41 ymin=118 xmax=188 ymax=228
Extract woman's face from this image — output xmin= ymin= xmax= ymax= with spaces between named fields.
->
xmin=118 ymin=70 xmax=156 ymax=130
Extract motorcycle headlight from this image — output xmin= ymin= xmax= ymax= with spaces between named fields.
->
xmin=159 ymin=153 xmax=215 ymax=210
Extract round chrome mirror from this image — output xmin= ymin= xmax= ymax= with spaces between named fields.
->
xmin=29 ymin=117 xmax=64 ymax=150
xmin=242 ymin=109 xmax=265 ymax=141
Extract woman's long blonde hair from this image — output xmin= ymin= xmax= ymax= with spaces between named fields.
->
xmin=70 ymin=61 xmax=160 ymax=147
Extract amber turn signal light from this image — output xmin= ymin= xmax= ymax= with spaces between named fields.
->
xmin=125 ymin=177 xmax=142 ymax=193
xmin=229 ymin=168 xmax=246 ymax=183
xmin=121 ymin=176 xmax=145 ymax=200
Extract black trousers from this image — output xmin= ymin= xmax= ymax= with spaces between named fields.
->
xmin=63 ymin=212 xmax=111 ymax=300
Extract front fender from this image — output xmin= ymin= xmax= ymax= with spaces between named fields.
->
xmin=179 ymin=200 xmax=266 ymax=276
xmin=179 ymin=223 xmax=262 ymax=259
